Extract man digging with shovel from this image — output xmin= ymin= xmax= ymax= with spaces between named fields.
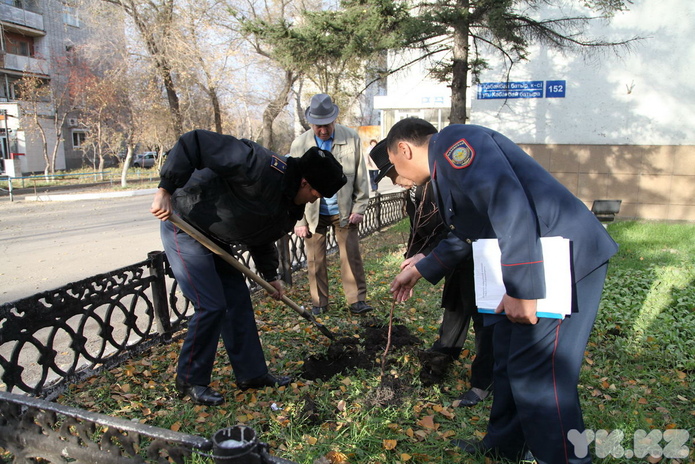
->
xmin=150 ymin=130 xmax=346 ymax=406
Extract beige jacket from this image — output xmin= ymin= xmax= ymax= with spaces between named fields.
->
xmin=290 ymin=124 xmax=370 ymax=231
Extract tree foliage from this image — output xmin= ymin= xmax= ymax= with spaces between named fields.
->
xmin=238 ymin=0 xmax=410 ymax=117
xmin=16 ymin=59 xmax=79 ymax=176
xmin=245 ymin=0 xmax=638 ymax=124
xmin=387 ymin=0 xmax=640 ymax=122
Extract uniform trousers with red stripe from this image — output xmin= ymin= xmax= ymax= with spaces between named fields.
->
xmin=161 ymin=220 xmax=269 ymax=386
xmin=482 ymin=262 xmax=609 ymax=464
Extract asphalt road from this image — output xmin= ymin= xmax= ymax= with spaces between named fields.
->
xmin=0 ymin=180 xmax=402 ymax=305
xmin=0 ymin=191 xmax=163 ymax=304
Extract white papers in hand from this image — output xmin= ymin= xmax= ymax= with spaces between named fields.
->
xmin=473 ymin=237 xmax=572 ymax=319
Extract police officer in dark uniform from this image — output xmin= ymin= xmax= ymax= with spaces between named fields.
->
xmin=150 ymin=130 xmax=346 ymax=406
xmin=386 ymin=118 xmax=618 ymax=464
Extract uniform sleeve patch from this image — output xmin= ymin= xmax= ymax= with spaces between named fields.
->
xmin=444 ymin=138 xmax=475 ymax=169
xmin=270 ymin=155 xmax=287 ymax=173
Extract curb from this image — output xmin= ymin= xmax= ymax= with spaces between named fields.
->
xmin=22 ymin=188 xmax=158 ymax=202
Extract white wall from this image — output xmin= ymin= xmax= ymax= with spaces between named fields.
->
xmin=374 ymin=48 xmax=451 ymax=110
xmin=470 ymin=0 xmax=695 ymax=146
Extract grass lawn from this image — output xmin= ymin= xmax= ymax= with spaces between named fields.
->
xmin=52 ymin=220 xmax=695 ymax=463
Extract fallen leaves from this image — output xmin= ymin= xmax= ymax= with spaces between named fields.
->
xmin=383 ymin=439 xmax=397 ymax=450
xmin=416 ymin=415 xmax=437 ymax=430
xmin=325 ymin=451 xmax=349 ymax=463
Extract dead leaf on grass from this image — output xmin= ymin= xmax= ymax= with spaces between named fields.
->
xmin=383 ymin=439 xmax=397 ymax=450
xmin=417 ymin=415 xmax=438 ymax=430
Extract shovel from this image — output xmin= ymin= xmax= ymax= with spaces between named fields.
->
xmin=168 ymin=214 xmax=336 ymax=341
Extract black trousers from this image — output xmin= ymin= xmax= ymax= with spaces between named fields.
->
xmin=482 ymin=262 xmax=609 ymax=464
xmin=430 ymin=262 xmax=494 ymax=390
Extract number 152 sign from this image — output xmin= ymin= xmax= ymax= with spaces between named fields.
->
xmin=546 ymin=80 xmax=566 ymax=98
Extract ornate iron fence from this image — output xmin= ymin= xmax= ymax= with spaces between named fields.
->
xmin=0 ymin=390 xmax=212 ymax=464
xmin=0 ymin=390 xmax=299 ymax=463
xmin=0 ymin=191 xmax=406 ymax=463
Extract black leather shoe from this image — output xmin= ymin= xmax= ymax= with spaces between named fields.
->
xmin=311 ymin=305 xmax=326 ymax=315
xmin=175 ymin=376 xmax=224 ymax=406
xmin=237 ymin=373 xmax=292 ymax=391
xmin=452 ymin=438 xmax=489 ymax=455
xmin=452 ymin=438 xmax=535 ymax=463
xmin=457 ymin=387 xmax=490 ymax=407
xmin=349 ymin=301 xmax=373 ymax=314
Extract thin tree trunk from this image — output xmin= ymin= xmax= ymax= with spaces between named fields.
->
xmin=261 ymin=69 xmax=296 ymax=151
xmin=450 ymin=0 xmax=470 ymax=124
xmin=117 ymin=0 xmax=184 ymax=137
xmin=209 ymin=87 xmax=223 ymax=133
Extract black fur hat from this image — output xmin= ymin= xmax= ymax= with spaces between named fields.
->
xmin=299 ymin=147 xmax=347 ymax=198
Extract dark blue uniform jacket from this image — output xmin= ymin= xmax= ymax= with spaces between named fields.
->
xmin=416 ymin=124 xmax=618 ymax=301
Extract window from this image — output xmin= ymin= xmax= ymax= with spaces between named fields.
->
xmin=63 ymin=5 xmax=80 ymax=27
xmin=4 ymin=32 xmax=34 ymax=57
xmin=72 ymin=131 xmax=86 ymax=148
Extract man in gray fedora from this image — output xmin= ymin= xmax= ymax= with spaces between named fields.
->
xmin=291 ymin=93 xmax=373 ymax=316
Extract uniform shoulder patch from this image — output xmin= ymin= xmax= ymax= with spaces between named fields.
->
xmin=270 ymin=155 xmax=287 ymax=173
xmin=444 ymin=138 xmax=475 ymax=169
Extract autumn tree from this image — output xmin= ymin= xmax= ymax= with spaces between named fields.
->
xmin=221 ymin=0 xmax=311 ymax=151
xmin=68 ymin=66 xmax=128 ymax=175
xmin=16 ymin=67 xmax=78 ymax=176
xmin=240 ymin=0 xmax=638 ymax=124
xmin=237 ymin=0 xmax=407 ymax=131
xmin=100 ymin=0 xmax=185 ymax=136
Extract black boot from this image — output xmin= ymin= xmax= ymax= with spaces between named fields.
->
xmin=237 ymin=373 xmax=292 ymax=391
xmin=452 ymin=439 xmax=536 ymax=463
xmin=418 ymin=349 xmax=454 ymax=386
xmin=175 ymin=376 xmax=224 ymax=406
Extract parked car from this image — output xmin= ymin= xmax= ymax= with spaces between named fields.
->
xmin=133 ymin=152 xmax=157 ymax=168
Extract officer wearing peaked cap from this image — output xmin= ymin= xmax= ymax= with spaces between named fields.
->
xmin=386 ymin=118 xmax=618 ymax=464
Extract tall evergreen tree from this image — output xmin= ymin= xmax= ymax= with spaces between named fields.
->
xmin=243 ymin=0 xmax=638 ymax=123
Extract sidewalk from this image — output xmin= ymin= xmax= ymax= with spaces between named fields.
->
xmin=22 ymin=188 xmax=159 ymax=202
xmin=4 ymin=178 xmax=403 ymax=202
xmin=0 ymin=178 xmax=158 ymax=203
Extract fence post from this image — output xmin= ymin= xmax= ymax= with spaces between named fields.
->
xmin=148 ymin=251 xmax=172 ymax=341
xmin=276 ymin=236 xmax=293 ymax=286
xmin=375 ymin=192 xmax=383 ymax=230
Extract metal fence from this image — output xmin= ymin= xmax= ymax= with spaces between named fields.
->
xmin=0 ymin=191 xmax=406 ymax=463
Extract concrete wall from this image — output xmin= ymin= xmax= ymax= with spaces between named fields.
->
xmin=521 ymin=143 xmax=695 ymax=222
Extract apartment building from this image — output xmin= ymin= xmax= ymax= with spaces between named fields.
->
xmin=0 ymin=0 xmax=93 ymax=175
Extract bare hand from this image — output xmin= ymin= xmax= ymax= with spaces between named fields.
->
xmin=294 ymin=225 xmax=310 ymax=238
xmin=150 ymin=188 xmax=172 ymax=221
xmin=348 ymin=213 xmax=363 ymax=225
xmin=400 ymin=253 xmax=425 ymax=271
xmin=495 ymin=294 xmax=539 ymax=324
xmin=390 ymin=265 xmax=422 ymax=302
xmin=268 ymin=280 xmax=284 ymax=300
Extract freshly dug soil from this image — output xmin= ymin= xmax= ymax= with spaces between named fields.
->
xmin=301 ymin=318 xmax=422 ymax=381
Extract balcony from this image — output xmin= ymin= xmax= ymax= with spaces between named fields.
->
xmin=2 ymin=52 xmax=48 ymax=75
xmin=0 ymin=3 xmax=44 ymax=33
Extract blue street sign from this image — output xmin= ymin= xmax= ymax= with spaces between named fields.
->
xmin=477 ymin=80 xmax=566 ymax=99
xmin=546 ymin=80 xmax=566 ymax=98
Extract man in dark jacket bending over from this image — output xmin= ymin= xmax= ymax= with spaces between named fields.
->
xmin=150 ymin=130 xmax=347 ymax=406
